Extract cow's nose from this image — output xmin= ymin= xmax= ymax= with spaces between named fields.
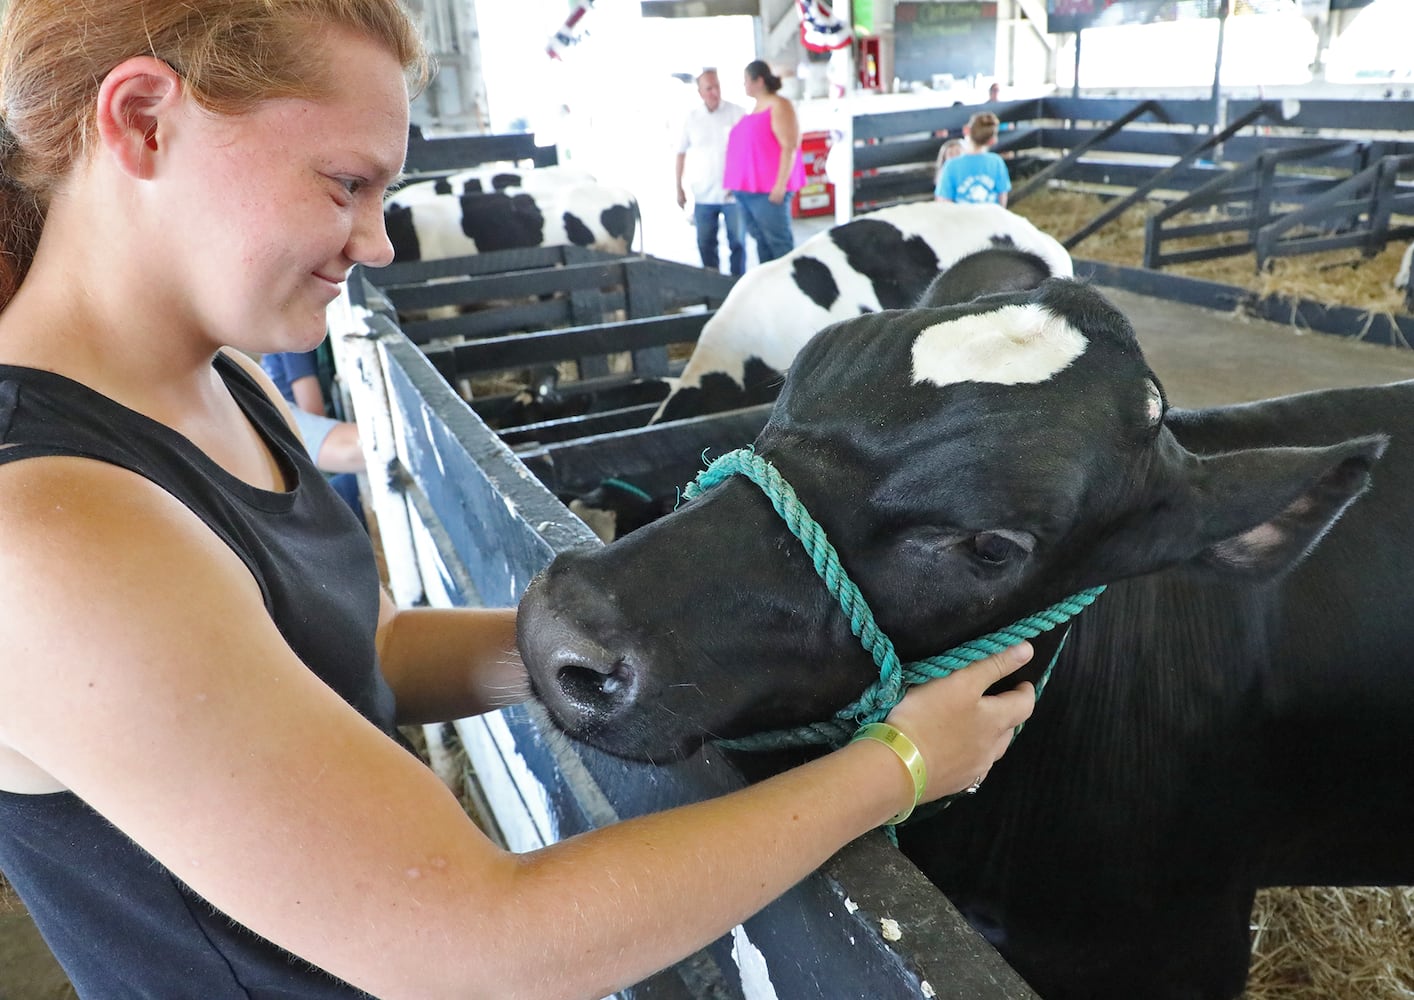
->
xmin=519 ymin=571 xmax=645 ymax=731
xmin=550 ymin=648 xmax=641 ymax=722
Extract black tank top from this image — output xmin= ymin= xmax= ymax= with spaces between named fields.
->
xmin=0 ymin=354 xmax=395 ymax=998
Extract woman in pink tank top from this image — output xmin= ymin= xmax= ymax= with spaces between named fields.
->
xmin=723 ymin=60 xmax=806 ymax=263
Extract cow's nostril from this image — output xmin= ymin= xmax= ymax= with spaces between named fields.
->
xmin=556 ymin=659 xmax=636 ymax=715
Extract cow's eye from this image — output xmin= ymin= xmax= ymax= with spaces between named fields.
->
xmin=969 ymin=530 xmax=1034 ymax=565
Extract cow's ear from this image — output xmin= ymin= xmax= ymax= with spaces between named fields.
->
xmin=1178 ymin=435 xmax=1386 ymax=578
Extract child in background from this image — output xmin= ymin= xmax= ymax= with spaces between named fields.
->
xmin=935 ymin=112 xmax=1011 ymax=207
xmin=933 ymin=137 xmax=965 ymax=190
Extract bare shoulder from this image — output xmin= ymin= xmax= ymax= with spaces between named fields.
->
xmin=0 ymin=455 xmax=272 ymax=734
xmin=0 ymin=453 xmax=507 ymax=992
xmin=222 ymin=347 xmax=298 ymax=426
xmin=222 ymin=345 xmax=271 ymax=386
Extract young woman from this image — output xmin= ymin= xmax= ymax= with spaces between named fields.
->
xmin=723 ymin=60 xmax=807 ymax=264
xmin=0 ymin=4 xmax=1036 ymax=998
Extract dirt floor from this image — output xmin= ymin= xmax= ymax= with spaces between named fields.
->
xmin=0 ymin=903 xmax=75 ymax=1000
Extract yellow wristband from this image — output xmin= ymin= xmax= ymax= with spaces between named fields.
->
xmin=851 ymin=722 xmax=927 ymax=825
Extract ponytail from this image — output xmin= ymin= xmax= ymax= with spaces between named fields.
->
xmin=745 ymin=59 xmax=783 ymax=95
xmin=0 ymin=122 xmax=42 ymax=312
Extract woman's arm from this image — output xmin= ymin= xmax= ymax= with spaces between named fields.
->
xmin=0 ymin=458 xmax=1031 ymax=1000
xmin=377 ymin=598 xmax=529 ymax=723
xmin=768 ymin=97 xmax=800 ymax=204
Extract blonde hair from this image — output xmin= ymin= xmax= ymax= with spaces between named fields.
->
xmin=0 ymin=0 xmax=430 ymax=307
xmin=933 ymin=138 xmax=965 ymax=185
xmin=967 ymin=112 xmax=1000 ymax=148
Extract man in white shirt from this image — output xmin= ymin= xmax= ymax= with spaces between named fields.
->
xmin=675 ymin=69 xmax=746 ymax=275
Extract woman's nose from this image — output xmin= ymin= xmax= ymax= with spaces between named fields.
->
xmin=348 ymin=199 xmax=395 ymax=268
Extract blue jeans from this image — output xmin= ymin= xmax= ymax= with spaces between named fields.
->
xmin=734 ymin=191 xmax=795 ymax=264
xmin=693 ymin=202 xmax=745 ymax=276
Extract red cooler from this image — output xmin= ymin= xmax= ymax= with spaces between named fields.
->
xmin=792 ymin=130 xmax=835 ymax=219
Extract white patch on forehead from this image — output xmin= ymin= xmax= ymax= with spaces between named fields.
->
xmin=911 ymin=303 xmax=1088 ymax=388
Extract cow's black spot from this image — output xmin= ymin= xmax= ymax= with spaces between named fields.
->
xmin=601 ymin=204 xmax=636 ymax=244
xmin=830 ymin=219 xmax=942 ymax=309
xmin=458 ymin=192 xmax=545 ymax=252
xmin=658 ymin=359 xmax=784 ymax=423
xmin=988 ymin=234 xmax=1017 ymax=249
xmin=385 ymin=203 xmax=421 ymax=262
xmin=563 ymin=211 xmax=595 ymax=247
xmin=463 ymin=178 xmax=485 ymax=194
xmin=433 ymin=178 xmax=453 ymax=195
xmin=740 ymin=357 xmax=786 ymax=406
xmin=656 ymin=384 xmax=708 ymax=423
xmin=791 ymin=255 xmax=839 ymax=311
xmin=491 ymin=172 xmax=524 ymax=191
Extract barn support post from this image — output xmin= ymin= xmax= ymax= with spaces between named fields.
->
xmin=1070 ymin=29 xmax=1081 ymax=100
xmin=833 ymin=114 xmax=855 ymax=224
xmin=1209 ymin=0 xmax=1228 ymax=128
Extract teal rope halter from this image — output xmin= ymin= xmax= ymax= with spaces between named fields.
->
xmin=600 ymin=478 xmax=654 ymax=504
xmin=682 ymin=448 xmax=1106 ymax=753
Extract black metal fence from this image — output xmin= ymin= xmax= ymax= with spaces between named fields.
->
xmin=842 ymin=96 xmax=1414 ymax=270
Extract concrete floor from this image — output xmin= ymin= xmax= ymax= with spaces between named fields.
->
xmin=5 ymin=244 xmax=1414 ymax=998
xmin=1108 ymin=285 xmax=1414 ymax=407
xmin=0 ymin=905 xmax=74 ymax=1000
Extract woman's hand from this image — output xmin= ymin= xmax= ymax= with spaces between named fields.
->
xmin=883 ymin=642 xmax=1035 ymax=802
xmin=768 ymin=182 xmax=787 ymax=205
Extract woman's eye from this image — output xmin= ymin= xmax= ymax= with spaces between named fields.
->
xmin=328 ymin=176 xmax=366 ymax=201
xmin=971 ymin=531 xmax=1021 ymax=565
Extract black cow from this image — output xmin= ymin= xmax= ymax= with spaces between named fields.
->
xmin=517 ymin=279 xmax=1413 ymax=998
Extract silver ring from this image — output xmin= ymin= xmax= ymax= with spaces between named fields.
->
xmin=964 ymin=775 xmax=984 ymax=795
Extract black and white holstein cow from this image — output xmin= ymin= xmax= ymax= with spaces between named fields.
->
xmin=570 ymin=244 xmax=1062 ymax=542
xmin=653 ymin=201 xmax=1071 ymax=423
xmin=518 ymin=279 xmax=1414 ymax=999
xmin=384 ymin=168 xmax=638 ymax=262
xmin=390 ymin=162 xmax=598 ymax=201
xmin=383 ymin=165 xmax=640 ymax=426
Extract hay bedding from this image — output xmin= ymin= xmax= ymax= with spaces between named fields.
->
xmin=1246 ymin=886 xmax=1414 ymax=999
xmin=1010 ymin=189 xmax=1411 ymax=317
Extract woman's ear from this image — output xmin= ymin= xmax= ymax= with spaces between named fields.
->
xmin=94 ymin=56 xmax=183 ymax=180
